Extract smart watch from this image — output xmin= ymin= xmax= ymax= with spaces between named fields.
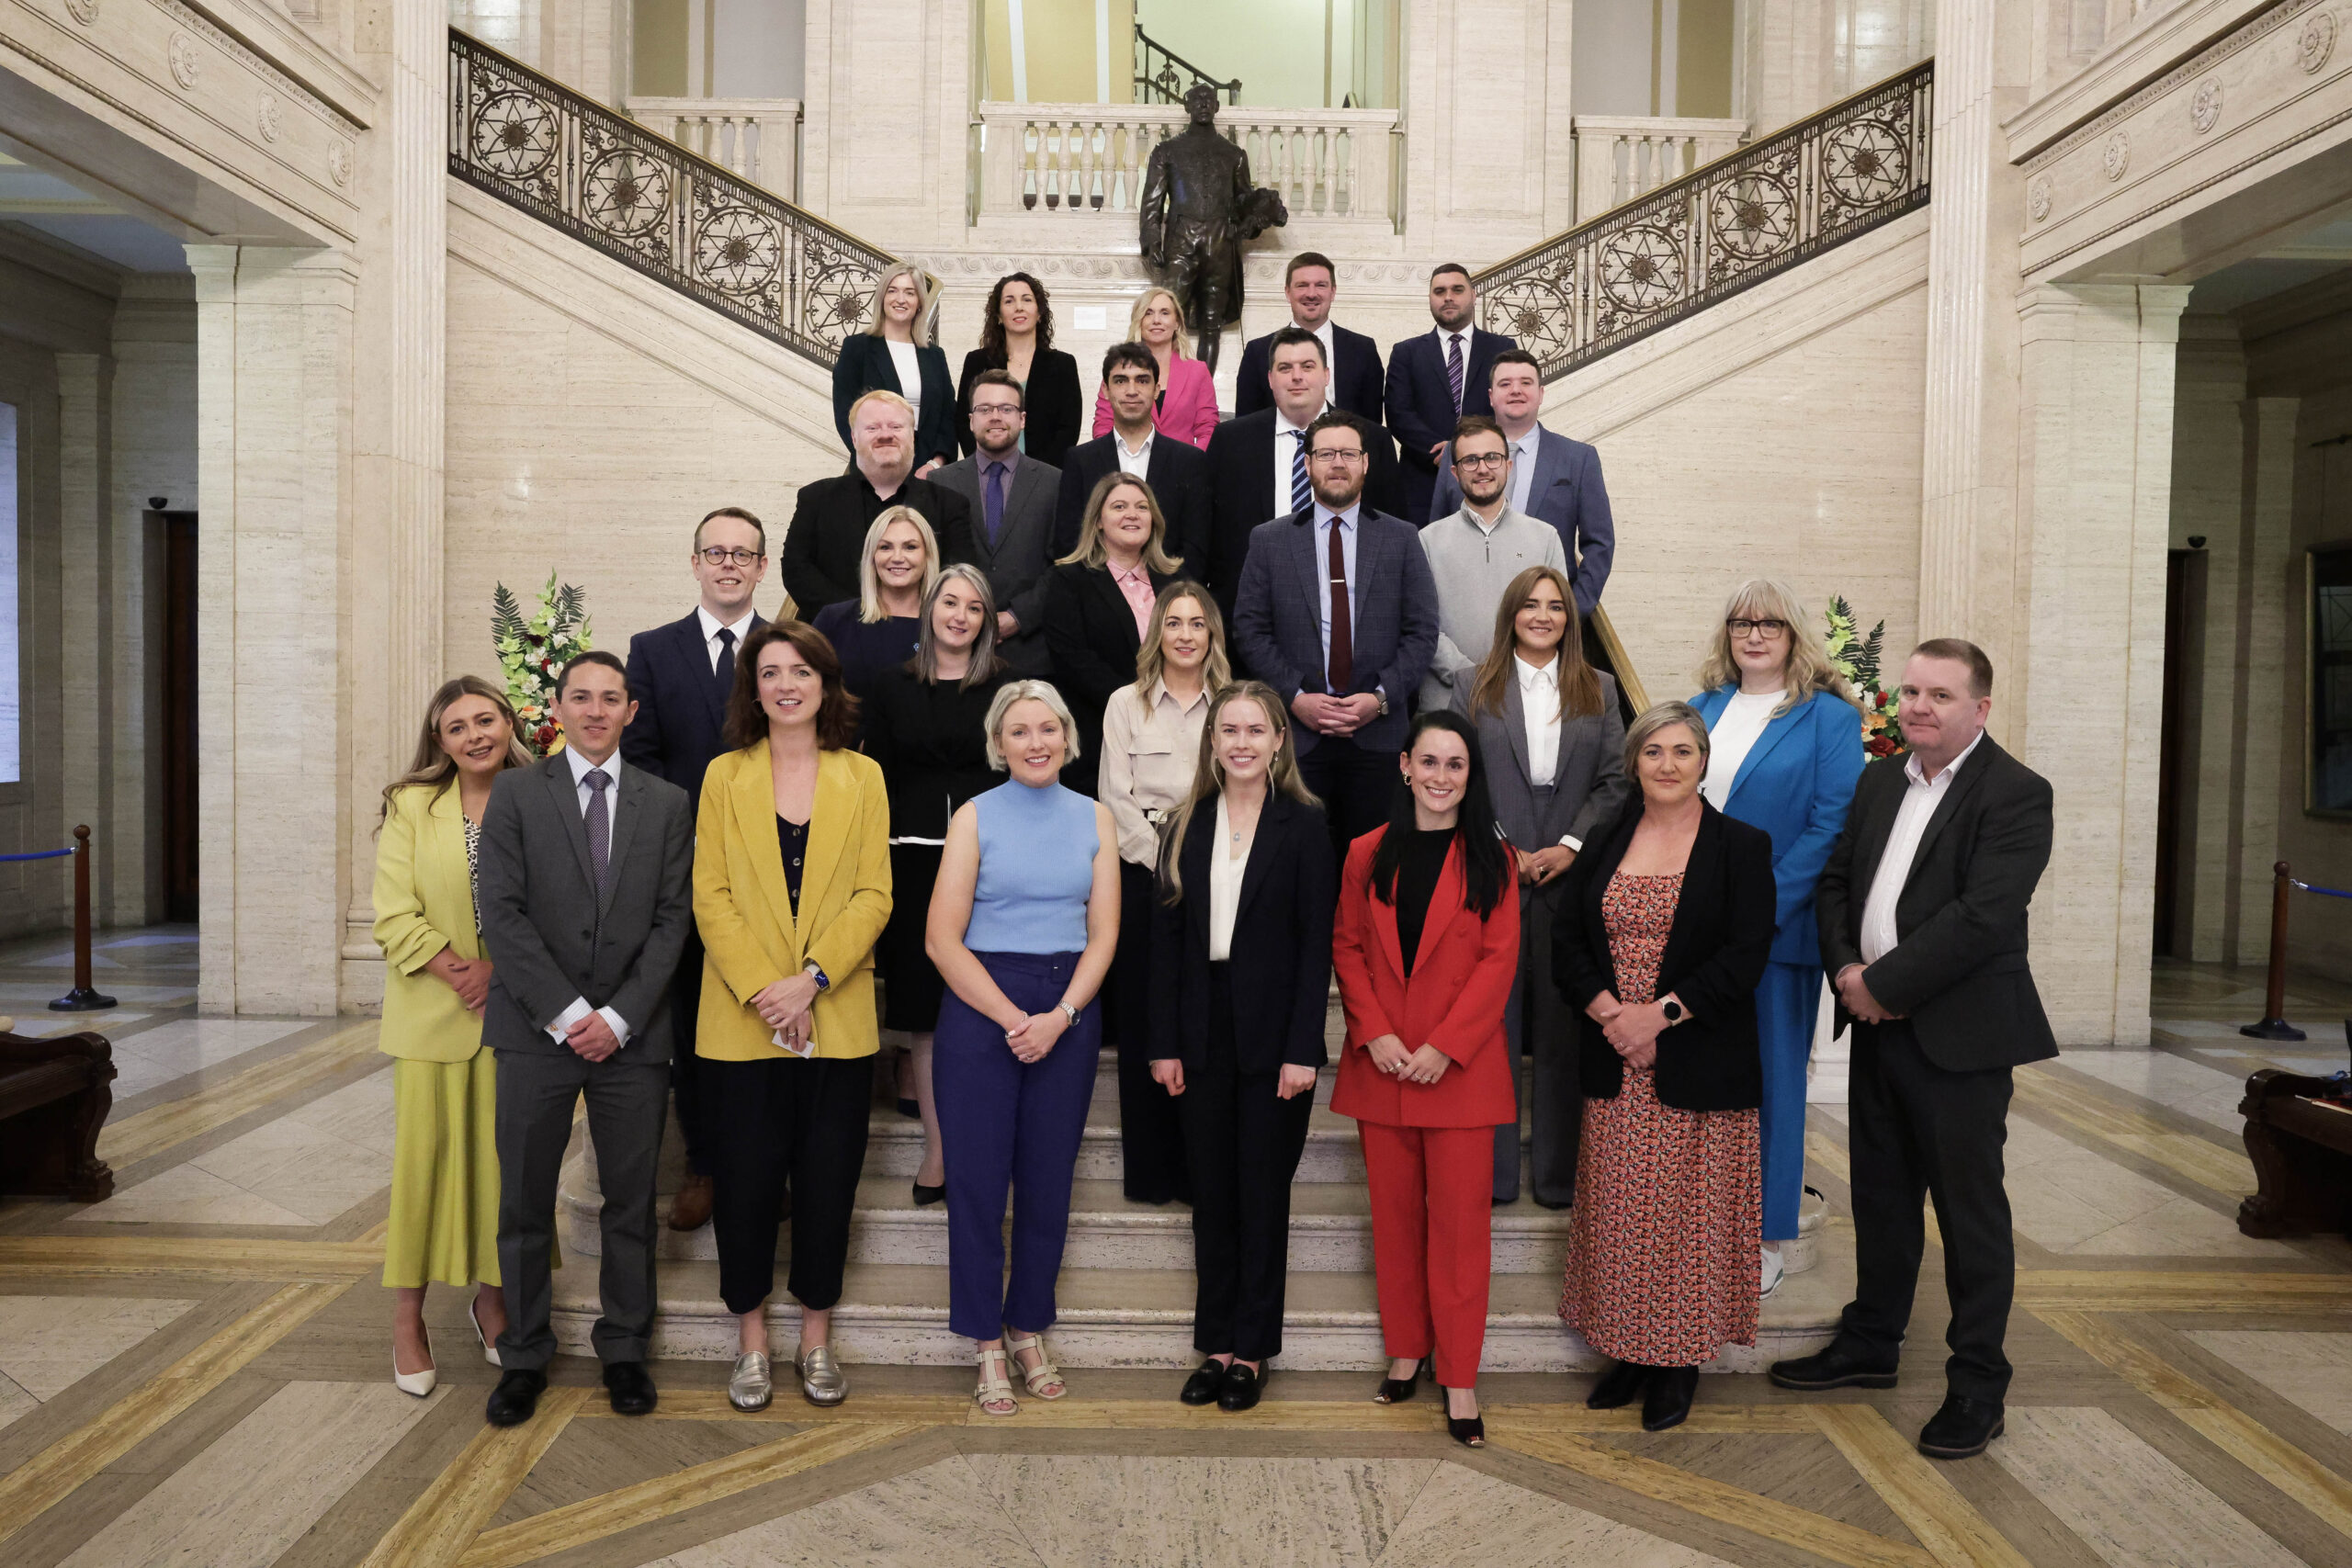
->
xmin=804 ymin=961 xmax=831 ymax=992
xmin=1660 ymin=998 xmax=1684 ymax=1025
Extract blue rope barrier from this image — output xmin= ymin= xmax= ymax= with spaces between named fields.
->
xmin=2290 ymin=879 xmax=2352 ymax=901
xmin=0 ymin=847 xmax=73 ymax=863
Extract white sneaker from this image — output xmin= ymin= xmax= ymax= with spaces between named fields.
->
xmin=1759 ymin=1245 xmax=1785 ymax=1299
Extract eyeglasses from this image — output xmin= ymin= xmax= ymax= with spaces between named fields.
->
xmin=699 ymin=547 xmax=763 ymax=567
xmin=1454 ymin=453 xmax=1509 ymax=470
xmin=1308 ymin=448 xmax=1365 ymax=465
xmin=1726 ymin=618 xmax=1790 ymax=638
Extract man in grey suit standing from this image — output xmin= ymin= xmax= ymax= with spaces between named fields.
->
xmin=477 ymin=650 xmax=695 ymax=1427
xmin=1430 ymin=349 xmax=1614 ymax=615
xmin=932 ymin=369 xmax=1059 ymax=675
xmin=1233 ymin=411 xmax=1440 ymax=861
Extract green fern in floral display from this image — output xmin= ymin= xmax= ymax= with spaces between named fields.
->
xmin=1824 ymin=596 xmax=1905 ymax=759
xmin=492 ymin=572 xmax=594 ymax=756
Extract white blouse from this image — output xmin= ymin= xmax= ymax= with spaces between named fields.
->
xmin=887 ymin=339 xmax=922 ymax=425
xmin=1702 ymin=688 xmax=1783 ymax=809
xmin=1208 ymin=795 xmax=1250 ymax=963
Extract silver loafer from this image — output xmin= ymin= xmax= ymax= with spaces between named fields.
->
xmin=727 ymin=1350 xmax=772 ymax=1412
xmin=797 ymin=1342 xmax=848 ymax=1406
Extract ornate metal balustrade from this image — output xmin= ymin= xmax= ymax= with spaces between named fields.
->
xmin=1477 ymin=60 xmax=1931 ymax=382
xmin=1134 ymin=26 xmax=1240 ymax=106
xmin=450 ymin=28 xmax=893 ymax=368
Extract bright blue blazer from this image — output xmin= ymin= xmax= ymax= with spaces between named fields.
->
xmin=1689 ymin=683 xmax=1864 ymax=968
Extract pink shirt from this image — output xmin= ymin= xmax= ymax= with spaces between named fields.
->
xmin=1109 ymin=563 xmax=1157 ymax=638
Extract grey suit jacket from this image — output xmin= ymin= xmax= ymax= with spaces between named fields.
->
xmin=1231 ymin=505 xmax=1439 ymax=757
xmin=476 ymin=754 xmax=695 ymax=1063
xmin=1453 ymin=671 xmax=1630 ymax=852
xmin=933 ymin=451 xmax=1060 ymax=674
xmin=1432 ymin=425 xmax=1615 ymax=613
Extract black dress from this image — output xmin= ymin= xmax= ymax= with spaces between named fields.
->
xmin=810 ymin=602 xmax=921 ymax=707
xmin=862 ymin=661 xmax=1013 ymax=1031
xmin=955 ymin=347 xmax=1083 ymax=469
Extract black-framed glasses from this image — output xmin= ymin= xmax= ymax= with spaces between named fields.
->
xmin=1454 ymin=453 xmax=1509 ymax=470
xmin=699 ymin=547 xmax=763 ymax=567
xmin=1726 ymin=617 xmax=1790 ymax=637
xmin=1308 ymin=447 xmax=1366 ymax=465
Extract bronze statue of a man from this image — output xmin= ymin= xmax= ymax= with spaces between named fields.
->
xmin=1138 ymin=84 xmax=1287 ymax=371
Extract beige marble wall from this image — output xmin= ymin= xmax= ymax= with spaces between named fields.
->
xmin=1741 ymin=0 xmax=1938 ymax=134
xmin=2272 ymin=382 xmax=2352 ymax=980
xmin=0 ymin=335 xmax=66 ymax=941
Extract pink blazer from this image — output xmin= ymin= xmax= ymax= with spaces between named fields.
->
xmin=1091 ymin=354 xmax=1221 ymax=447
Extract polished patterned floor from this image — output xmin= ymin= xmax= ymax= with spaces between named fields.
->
xmin=3 ymin=930 xmax=2350 ymax=1566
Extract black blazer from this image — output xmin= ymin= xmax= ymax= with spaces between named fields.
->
xmin=1148 ymin=793 xmax=1338 ymax=1072
xmin=620 ymin=609 xmax=765 ymax=816
xmin=1042 ymin=559 xmax=1182 ymax=795
xmin=861 ymin=663 xmax=1012 ymax=840
xmin=779 ymin=471 xmax=973 ymax=616
xmin=1384 ymin=327 xmax=1516 ymax=522
xmin=832 ymin=335 xmax=958 ymax=468
xmin=1553 ymin=797 xmax=1776 ymax=1112
xmin=1201 ymin=409 xmax=1402 ymax=619
xmin=1816 ymin=736 xmax=2058 ymax=1073
xmin=1051 ymin=431 xmax=1212 ymax=565
xmin=955 ymin=347 xmax=1082 ymax=470
xmin=1233 ymin=322 xmax=1385 ymax=423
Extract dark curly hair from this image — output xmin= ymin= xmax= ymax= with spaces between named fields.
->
xmin=723 ymin=621 xmax=860 ymax=751
xmin=978 ymin=271 xmax=1056 ymax=357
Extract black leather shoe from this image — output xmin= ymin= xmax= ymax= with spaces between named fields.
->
xmin=1180 ymin=1359 xmax=1226 ymax=1405
xmin=1917 ymin=1394 xmax=2005 ymax=1459
xmin=1218 ymin=1361 xmax=1266 ymax=1412
xmin=1374 ymin=1356 xmax=1430 ymax=1404
xmin=1586 ymin=1359 xmax=1650 ymax=1410
xmin=1641 ymin=1366 xmax=1699 ymax=1432
xmin=603 ymin=1359 xmax=658 ymax=1416
xmin=1768 ymin=1338 xmax=1900 ymax=1391
xmin=911 ymin=1181 xmax=945 ymax=1206
xmin=484 ymin=1367 xmax=546 ymax=1427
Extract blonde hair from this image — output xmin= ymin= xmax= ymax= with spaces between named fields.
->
xmin=846 ymin=388 xmax=915 ymax=434
xmin=984 ymin=680 xmax=1081 ymax=770
xmin=1126 ymin=287 xmax=1190 ymax=355
xmin=1157 ymin=682 xmax=1319 ymax=903
xmin=857 ymin=504 xmax=943 ymax=624
xmin=1057 ymin=471 xmax=1183 ymax=573
xmin=1465 ymin=564 xmax=1603 ymax=724
xmin=1693 ymin=578 xmax=1859 ymax=717
xmin=864 ymin=264 xmax=937 ymax=339
xmin=378 ymin=675 xmax=534 ymax=826
xmin=1624 ymin=700 xmax=1711 ymax=776
xmin=1131 ymin=581 xmax=1230 ymax=716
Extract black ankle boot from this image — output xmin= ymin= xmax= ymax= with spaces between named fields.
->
xmin=1586 ymin=1359 xmax=1650 ymax=1410
xmin=1641 ymin=1365 xmax=1699 ymax=1431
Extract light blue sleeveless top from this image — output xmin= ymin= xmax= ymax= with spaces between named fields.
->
xmin=964 ymin=779 xmax=1097 ymax=954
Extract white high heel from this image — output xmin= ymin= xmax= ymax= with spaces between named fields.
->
xmin=471 ymin=1297 xmax=503 ymax=1367
xmin=393 ymin=1330 xmax=436 ymax=1397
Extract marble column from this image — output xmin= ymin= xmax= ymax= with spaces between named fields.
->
xmin=2228 ymin=396 xmax=2298 ymax=966
xmin=343 ymin=0 xmax=450 ymax=1010
xmin=189 ymin=246 xmax=356 ymax=1018
xmin=54 ymin=352 xmax=109 ymax=913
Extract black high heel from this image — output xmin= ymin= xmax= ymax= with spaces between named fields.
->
xmin=1373 ymin=1356 xmax=1430 ymax=1404
xmin=1442 ymin=1386 xmax=1485 ymax=1447
xmin=912 ymin=1180 xmax=945 ymax=1206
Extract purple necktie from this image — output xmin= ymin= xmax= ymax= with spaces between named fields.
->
xmin=584 ymin=768 xmax=611 ymax=886
xmin=984 ymin=459 xmax=1007 ymax=547
xmin=1446 ymin=333 xmax=1464 ymax=414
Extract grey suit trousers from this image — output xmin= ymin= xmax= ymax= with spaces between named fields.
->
xmin=1498 ymin=877 xmax=1580 ymax=1206
xmin=495 ymin=1047 xmax=668 ymax=1370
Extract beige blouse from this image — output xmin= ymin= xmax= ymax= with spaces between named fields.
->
xmin=1100 ymin=678 xmax=1210 ymax=866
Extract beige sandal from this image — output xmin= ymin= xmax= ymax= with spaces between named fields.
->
xmin=974 ymin=1345 xmax=1018 ymax=1416
xmin=1005 ymin=1332 xmax=1066 ymax=1400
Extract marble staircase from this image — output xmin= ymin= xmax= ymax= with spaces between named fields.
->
xmin=549 ymin=1000 xmax=1845 ymax=1374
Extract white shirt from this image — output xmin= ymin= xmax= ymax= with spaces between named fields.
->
xmin=547 ymin=747 xmax=634 ymax=1049
xmin=1208 ymin=795 xmax=1250 ymax=962
xmin=1298 ymin=318 xmax=1336 ymax=380
xmin=1273 ymin=411 xmax=1314 ymax=515
xmin=1701 ymin=689 xmax=1782 ymax=811
xmin=1312 ymin=503 xmax=1363 ymax=686
xmin=886 ymin=339 xmax=922 ymax=424
xmin=1515 ymin=656 xmax=1584 ymax=851
xmin=1114 ymin=424 xmax=1156 ymax=478
xmin=1505 ymin=427 xmax=1542 ymax=514
xmin=1859 ymin=730 xmax=1986 ymax=965
xmin=695 ymin=604 xmax=757 ymax=675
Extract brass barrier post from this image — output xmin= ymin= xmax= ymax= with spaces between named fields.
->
xmin=2240 ymin=861 xmax=2307 ymax=1042
xmin=48 ymin=826 xmax=117 ymax=1013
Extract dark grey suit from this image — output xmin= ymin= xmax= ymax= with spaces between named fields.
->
xmin=933 ymin=449 xmax=1060 ymax=675
xmin=1453 ymin=672 xmax=1629 ymax=1203
xmin=478 ymin=752 xmax=695 ymax=1371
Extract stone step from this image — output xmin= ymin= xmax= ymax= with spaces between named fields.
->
xmin=548 ymin=1219 xmax=1854 ymax=1373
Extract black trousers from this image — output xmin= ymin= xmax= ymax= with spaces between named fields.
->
xmin=1181 ymin=967 xmax=1314 ymax=1360
xmin=1505 ymin=878 xmax=1581 ymax=1207
xmin=1840 ymin=1018 xmax=2018 ymax=1401
xmin=705 ymin=1053 xmax=875 ymax=1315
xmin=1300 ymin=740 xmax=1396 ymax=866
xmin=669 ymin=929 xmax=712 ymax=1175
xmin=1113 ymin=858 xmax=1191 ymax=1203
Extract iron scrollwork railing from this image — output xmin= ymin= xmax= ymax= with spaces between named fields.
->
xmin=1476 ymin=60 xmax=1931 ymax=382
xmin=449 ymin=28 xmax=892 ymax=368
xmin=1134 ymin=25 xmax=1241 ymax=107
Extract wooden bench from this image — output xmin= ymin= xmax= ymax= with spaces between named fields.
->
xmin=0 ymin=1027 xmax=116 ymax=1202
xmin=2239 ymin=1066 xmax=2352 ymax=1237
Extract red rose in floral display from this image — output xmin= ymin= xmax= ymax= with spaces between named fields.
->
xmin=535 ymin=724 xmax=557 ymax=750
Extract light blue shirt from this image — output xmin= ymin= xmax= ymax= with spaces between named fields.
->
xmin=1313 ymin=502 xmax=1362 ymax=688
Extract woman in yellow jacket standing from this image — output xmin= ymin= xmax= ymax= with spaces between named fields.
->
xmin=695 ymin=620 xmax=893 ymax=1412
xmin=374 ymin=674 xmax=536 ymax=1397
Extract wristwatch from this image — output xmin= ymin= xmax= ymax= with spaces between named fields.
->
xmin=1660 ymin=998 xmax=1684 ymax=1025
xmin=1374 ymin=689 xmax=1390 ymax=717
xmin=1057 ymin=1001 xmax=1081 ymax=1028
xmin=804 ymin=961 xmax=831 ymax=992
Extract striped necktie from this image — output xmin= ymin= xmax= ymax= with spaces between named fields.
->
xmin=1290 ymin=429 xmax=1310 ymax=513
xmin=1446 ymin=333 xmax=1464 ymax=414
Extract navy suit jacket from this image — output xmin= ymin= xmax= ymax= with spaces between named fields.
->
xmin=1051 ymin=431 xmax=1212 ymax=567
xmin=1385 ymin=327 xmax=1516 ymax=523
xmin=1232 ymin=322 xmax=1385 ymax=423
xmin=621 ymin=610 xmax=763 ymax=816
xmin=1230 ymin=506 xmax=1438 ymax=758
xmin=1432 ymin=425 xmax=1615 ymax=612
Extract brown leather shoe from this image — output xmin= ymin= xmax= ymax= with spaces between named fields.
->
xmin=667 ymin=1172 xmax=714 ymax=1232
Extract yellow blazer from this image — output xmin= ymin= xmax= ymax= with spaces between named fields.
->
xmin=695 ymin=741 xmax=893 ymax=1061
xmin=372 ymin=783 xmax=489 ymax=1063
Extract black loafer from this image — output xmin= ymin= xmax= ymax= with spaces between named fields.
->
xmin=1768 ymin=1338 xmax=1900 ymax=1392
xmin=1917 ymin=1393 xmax=2005 ymax=1459
xmin=1218 ymin=1361 xmax=1266 ymax=1412
xmin=1374 ymin=1356 xmax=1430 ymax=1404
xmin=1180 ymin=1359 xmax=1226 ymax=1405
xmin=1640 ymin=1366 xmax=1699 ymax=1432
xmin=1586 ymin=1359 xmax=1650 ymax=1410
xmin=603 ymin=1359 xmax=659 ymax=1416
xmin=484 ymin=1367 xmax=546 ymax=1427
